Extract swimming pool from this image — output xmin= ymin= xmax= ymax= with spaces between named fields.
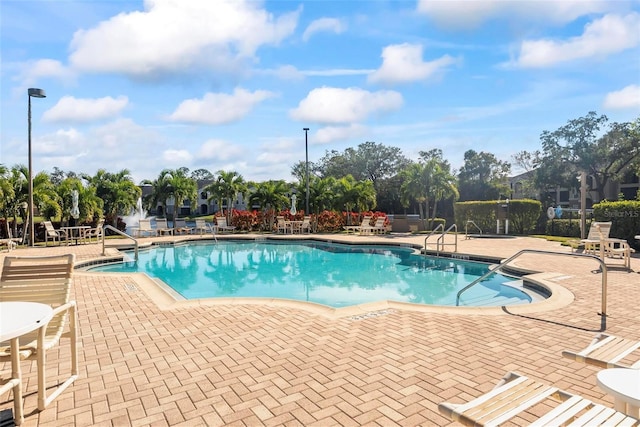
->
xmin=90 ymin=240 xmax=535 ymax=308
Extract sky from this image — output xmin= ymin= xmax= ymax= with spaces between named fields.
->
xmin=1 ymin=0 xmax=639 ymax=185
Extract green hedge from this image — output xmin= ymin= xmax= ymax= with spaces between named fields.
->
xmin=454 ymin=199 xmax=541 ymax=235
xmin=545 ymin=219 xmax=582 ymax=237
xmin=593 ymin=200 xmax=640 ymax=248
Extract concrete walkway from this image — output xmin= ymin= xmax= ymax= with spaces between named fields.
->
xmin=1 ymin=232 xmax=639 ymax=426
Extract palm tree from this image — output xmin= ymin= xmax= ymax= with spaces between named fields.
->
xmin=204 ymin=170 xmax=247 ymax=223
xmin=428 ymin=163 xmax=459 ymax=224
xmin=307 ymin=176 xmax=338 ymax=214
xmin=85 ymin=169 xmax=141 ymax=226
xmin=248 ymin=180 xmax=290 ymax=229
xmin=335 ymin=175 xmax=376 ymax=224
xmin=399 ymin=162 xmax=431 ymax=224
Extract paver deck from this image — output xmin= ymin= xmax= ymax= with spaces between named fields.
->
xmin=1 ymin=232 xmax=639 ymax=426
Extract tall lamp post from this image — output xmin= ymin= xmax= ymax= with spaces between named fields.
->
xmin=579 ymin=171 xmax=587 ymax=240
xmin=303 ymin=127 xmax=310 ymax=214
xmin=28 ymin=88 xmax=46 ymax=246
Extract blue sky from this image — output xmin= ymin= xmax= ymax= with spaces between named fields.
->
xmin=2 ymin=0 xmax=639 ymax=184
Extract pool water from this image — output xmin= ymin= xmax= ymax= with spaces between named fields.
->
xmin=90 ymin=240 xmax=533 ymax=308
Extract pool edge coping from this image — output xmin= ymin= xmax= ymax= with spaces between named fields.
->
xmin=75 ymin=237 xmax=576 ymax=319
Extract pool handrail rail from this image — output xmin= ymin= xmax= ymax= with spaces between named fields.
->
xmin=465 ymin=220 xmax=482 ymax=238
xmin=424 ymin=223 xmax=445 ymax=254
xmin=436 ymin=224 xmax=457 ymax=255
xmin=102 ymin=224 xmax=139 ymax=260
xmin=455 ymin=249 xmax=608 ymax=316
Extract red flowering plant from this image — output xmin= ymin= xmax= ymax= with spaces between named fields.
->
xmin=316 ymin=210 xmax=343 ymax=232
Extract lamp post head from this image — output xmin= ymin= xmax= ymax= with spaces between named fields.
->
xmin=28 ymin=88 xmax=46 ymax=98
xmin=303 ymin=127 xmax=309 ymax=131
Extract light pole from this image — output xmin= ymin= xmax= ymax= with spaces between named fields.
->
xmin=303 ymin=127 xmax=310 ymax=214
xmin=579 ymin=171 xmax=587 ymax=240
xmin=27 ymin=88 xmax=46 ymax=246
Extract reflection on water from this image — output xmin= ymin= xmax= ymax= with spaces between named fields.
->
xmin=91 ymin=241 xmax=532 ymax=308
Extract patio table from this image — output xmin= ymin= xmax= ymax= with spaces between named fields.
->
xmin=0 ymin=301 xmax=53 ymax=425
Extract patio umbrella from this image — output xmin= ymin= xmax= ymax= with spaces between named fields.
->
xmin=290 ymin=194 xmax=297 ymax=215
xmin=71 ymin=190 xmax=80 ymax=219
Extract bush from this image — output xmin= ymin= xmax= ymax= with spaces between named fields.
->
xmin=593 ymin=200 xmax=640 ymax=249
xmin=545 ymin=219 xmax=582 ymax=237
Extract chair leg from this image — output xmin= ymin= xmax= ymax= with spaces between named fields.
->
xmin=36 ymin=305 xmax=79 ymax=411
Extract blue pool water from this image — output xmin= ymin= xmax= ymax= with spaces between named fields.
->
xmin=90 ymin=240 xmax=533 ymax=308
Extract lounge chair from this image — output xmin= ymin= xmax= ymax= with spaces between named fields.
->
xmin=43 ymin=220 xmax=67 ymax=246
xmin=215 ymin=216 xmax=236 ymax=233
xmin=194 ymin=218 xmax=215 ymax=235
xmin=0 ymin=254 xmax=78 ymax=411
xmin=344 ymin=216 xmax=372 ymax=234
xmin=562 ymin=333 xmax=640 ymax=369
xmin=135 ymin=218 xmax=157 ymax=237
xmin=155 ymin=218 xmax=174 ymax=236
xmin=174 ymin=218 xmax=194 ymax=235
xmin=365 ymin=217 xmax=387 ymax=235
xmin=83 ymin=218 xmax=104 ymax=244
xmin=580 ymin=221 xmax=612 ymax=255
xmin=438 ymin=371 xmax=639 ymax=426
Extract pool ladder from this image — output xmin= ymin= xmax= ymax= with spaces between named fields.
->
xmin=424 ymin=223 xmax=458 ymax=256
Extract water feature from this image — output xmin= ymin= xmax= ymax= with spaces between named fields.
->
xmin=121 ymin=197 xmax=149 ymax=235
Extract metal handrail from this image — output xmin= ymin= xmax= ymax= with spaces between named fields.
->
xmin=424 ymin=223 xmax=445 ymax=255
xmin=436 ymin=224 xmax=458 ymax=255
xmin=102 ymin=225 xmax=139 ymax=260
xmin=465 ymin=220 xmax=482 ymax=238
xmin=455 ymin=249 xmax=608 ymax=316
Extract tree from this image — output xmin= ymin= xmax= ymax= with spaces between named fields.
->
xmin=190 ymin=168 xmax=214 ymax=181
xmin=248 ymin=180 xmax=290 ymax=229
xmin=142 ymin=169 xmax=196 ymax=218
xmin=335 ymin=175 xmax=376 ymax=222
xmin=399 ymin=150 xmax=459 ymax=227
xmin=457 ymin=150 xmax=511 ymax=201
xmin=203 ymin=170 xmax=247 ymax=222
xmin=86 ymin=169 xmax=141 ymax=226
xmin=535 ymin=112 xmax=640 ymax=201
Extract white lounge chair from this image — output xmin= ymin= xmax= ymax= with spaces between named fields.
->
xmin=194 ymin=218 xmax=215 ymax=235
xmin=43 ymin=221 xmax=67 ymax=246
xmin=562 ymin=333 xmax=640 ymax=369
xmin=135 ymin=219 xmax=157 ymax=237
xmin=155 ymin=218 xmax=174 ymax=236
xmin=344 ymin=216 xmax=372 ymax=234
xmin=174 ymin=218 xmax=194 ymax=235
xmin=215 ymin=216 xmax=236 ymax=233
xmin=0 ymin=254 xmax=78 ymax=411
xmin=580 ymin=221 xmax=612 ymax=255
xmin=439 ymin=371 xmax=639 ymax=426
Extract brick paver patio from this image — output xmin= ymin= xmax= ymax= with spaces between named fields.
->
xmin=1 ymin=232 xmax=639 ymax=426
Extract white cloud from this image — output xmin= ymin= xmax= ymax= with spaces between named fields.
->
xmin=314 ymin=124 xmax=367 ymax=145
xmin=603 ymin=84 xmax=640 ymax=110
xmin=290 ymin=87 xmax=403 ymax=124
xmin=302 ymin=17 xmax=345 ymax=41
xmin=163 ymin=149 xmax=193 ymax=164
xmin=416 ymin=0 xmax=616 ymax=29
xmin=12 ymin=59 xmax=76 ymax=96
xmin=167 ymin=88 xmax=276 ymax=125
xmin=43 ymin=96 xmax=129 ymax=123
xmin=197 ymin=139 xmax=245 ymax=161
xmin=510 ymin=13 xmax=640 ymax=68
xmin=368 ymin=43 xmax=459 ymax=85
xmin=68 ymin=0 xmax=300 ymax=77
